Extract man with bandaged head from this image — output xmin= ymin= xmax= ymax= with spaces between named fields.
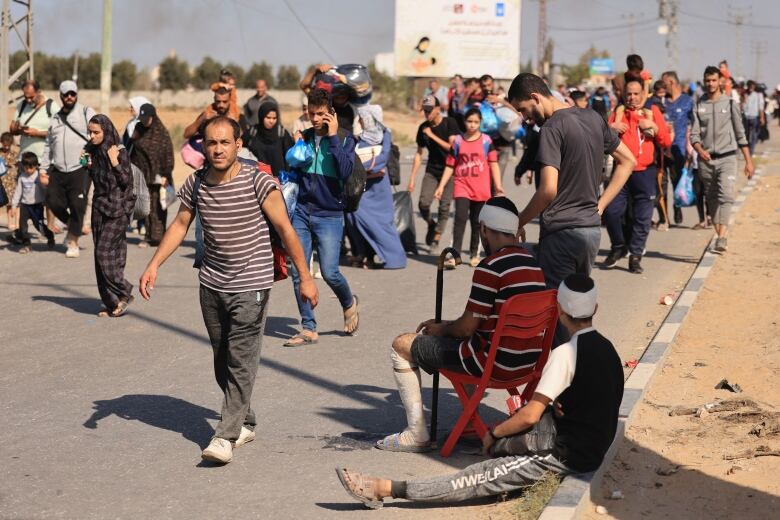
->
xmin=335 ymin=273 xmax=624 ymax=510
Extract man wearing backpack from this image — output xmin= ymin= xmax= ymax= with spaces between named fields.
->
xmin=690 ymin=66 xmax=754 ymax=253
xmin=589 ymin=86 xmax=611 ymax=121
xmin=10 ymin=79 xmax=59 ymax=235
xmin=283 ymin=88 xmax=360 ymax=348
xmin=41 ymin=81 xmax=97 ymax=258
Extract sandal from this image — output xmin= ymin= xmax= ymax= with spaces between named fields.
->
xmin=335 ymin=468 xmax=384 ymax=510
xmin=343 ymin=295 xmax=359 ymax=335
xmin=691 ymin=222 xmax=707 ymax=230
xmin=111 ymin=296 xmax=134 ymax=317
xmin=283 ymin=330 xmax=318 ymax=347
xmin=97 ymin=308 xmax=111 ymax=317
xmin=375 ymin=432 xmax=432 ymax=453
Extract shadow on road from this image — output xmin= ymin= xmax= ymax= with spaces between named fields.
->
xmin=32 ymin=295 xmax=97 ymax=315
xmin=83 ymin=394 xmax=219 ymax=449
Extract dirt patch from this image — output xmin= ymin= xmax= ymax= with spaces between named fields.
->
xmin=584 ymin=173 xmax=780 ymax=519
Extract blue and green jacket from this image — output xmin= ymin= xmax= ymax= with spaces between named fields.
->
xmin=296 ymin=128 xmax=355 ymax=217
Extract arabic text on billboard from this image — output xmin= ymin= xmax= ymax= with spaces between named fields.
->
xmin=394 ymin=0 xmax=522 ymax=79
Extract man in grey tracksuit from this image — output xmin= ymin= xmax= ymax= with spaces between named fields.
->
xmin=690 ymin=66 xmax=754 ymax=253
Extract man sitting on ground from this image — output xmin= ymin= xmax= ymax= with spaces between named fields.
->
xmin=337 ymin=273 xmax=624 ymax=509
xmin=375 ymin=196 xmax=547 ymax=453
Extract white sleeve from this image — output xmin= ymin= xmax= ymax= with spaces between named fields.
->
xmin=534 ymin=341 xmax=577 ymax=402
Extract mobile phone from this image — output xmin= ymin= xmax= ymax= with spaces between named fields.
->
xmin=323 ymin=107 xmax=335 ymax=132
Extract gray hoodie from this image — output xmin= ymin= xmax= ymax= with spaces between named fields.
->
xmin=41 ymin=102 xmax=97 ymax=173
xmin=690 ymin=94 xmax=748 ymax=155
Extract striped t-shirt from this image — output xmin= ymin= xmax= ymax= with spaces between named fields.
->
xmin=460 ymin=245 xmax=547 ymax=380
xmin=178 ymin=162 xmax=278 ymax=293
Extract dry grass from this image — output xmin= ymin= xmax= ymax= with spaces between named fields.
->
xmin=477 ymin=472 xmax=562 ymax=520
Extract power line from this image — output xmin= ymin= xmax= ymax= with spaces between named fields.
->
xmin=281 ymin=0 xmax=335 ymax=63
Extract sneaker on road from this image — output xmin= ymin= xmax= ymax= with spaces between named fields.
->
xmin=202 ymin=437 xmax=233 ymax=463
xmin=65 ymin=245 xmax=80 ymax=258
xmin=628 ymin=254 xmax=643 ymax=274
xmin=714 ymin=237 xmax=728 ymax=253
xmin=602 ymin=247 xmax=627 ymax=268
xmin=234 ymin=426 xmax=256 ymax=448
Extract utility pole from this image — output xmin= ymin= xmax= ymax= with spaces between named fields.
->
xmin=658 ymin=0 xmax=678 ymax=70
xmin=751 ymin=40 xmax=767 ymax=80
xmin=99 ymin=0 xmax=111 ymax=115
xmin=536 ymin=0 xmax=547 ymax=76
xmin=72 ymin=51 xmax=79 ymax=82
xmin=622 ymin=13 xmax=638 ymax=53
xmin=728 ymin=5 xmax=751 ymax=77
xmin=0 ymin=0 xmax=34 ymax=133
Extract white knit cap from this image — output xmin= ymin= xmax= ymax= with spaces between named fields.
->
xmin=557 ymin=275 xmax=598 ymax=319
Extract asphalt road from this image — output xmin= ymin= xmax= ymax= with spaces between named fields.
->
xmin=0 ymin=144 xmax=755 ymax=519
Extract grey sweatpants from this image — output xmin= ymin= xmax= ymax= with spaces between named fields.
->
xmin=418 ymin=171 xmax=453 ymax=236
xmin=404 ymin=413 xmax=573 ymax=502
xmin=697 ymin=155 xmax=737 ymax=226
xmin=199 ymin=285 xmax=270 ymax=441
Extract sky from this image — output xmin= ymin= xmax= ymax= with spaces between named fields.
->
xmin=25 ymin=0 xmax=780 ymax=85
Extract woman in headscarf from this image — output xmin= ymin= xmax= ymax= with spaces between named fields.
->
xmin=345 ymin=105 xmax=406 ymax=269
xmin=85 ymin=114 xmax=135 ymax=317
xmin=247 ymin=102 xmax=294 ymax=177
xmin=129 ymin=103 xmax=174 ymax=247
xmin=123 ymin=96 xmax=151 ymax=146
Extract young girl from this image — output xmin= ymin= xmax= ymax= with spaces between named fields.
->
xmin=434 ymin=107 xmax=503 ymax=268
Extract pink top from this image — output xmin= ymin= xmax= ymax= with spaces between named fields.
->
xmin=445 ymin=133 xmax=498 ymax=201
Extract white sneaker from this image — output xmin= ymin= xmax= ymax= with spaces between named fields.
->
xmin=65 ymin=245 xmax=80 ymax=258
xmin=234 ymin=426 xmax=256 ymax=448
xmin=202 ymin=437 xmax=233 ymax=463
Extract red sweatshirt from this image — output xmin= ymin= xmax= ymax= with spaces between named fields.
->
xmin=609 ymin=105 xmax=671 ymax=171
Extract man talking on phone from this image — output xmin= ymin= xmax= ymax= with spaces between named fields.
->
xmin=283 ymin=88 xmax=360 ymax=347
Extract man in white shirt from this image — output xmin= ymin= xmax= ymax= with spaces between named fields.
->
xmin=334 ymin=274 xmax=625 ymax=509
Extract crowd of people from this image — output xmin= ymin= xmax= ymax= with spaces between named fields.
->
xmin=0 ymin=52 xmax=770 ymax=511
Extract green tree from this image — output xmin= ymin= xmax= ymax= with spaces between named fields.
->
xmin=560 ymin=46 xmax=610 ymax=86
xmin=112 ymin=60 xmax=137 ymax=91
xmin=367 ymin=61 xmax=412 ymax=110
xmin=192 ymin=56 xmax=222 ymax=89
xmin=77 ymin=53 xmax=102 ymax=89
xmin=158 ymin=55 xmax=190 ymax=90
xmin=276 ymin=65 xmax=300 ymax=90
xmin=223 ymin=62 xmax=245 ymax=87
xmin=243 ymin=61 xmax=274 ymax=88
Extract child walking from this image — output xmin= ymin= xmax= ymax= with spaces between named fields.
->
xmin=9 ymin=152 xmax=54 ymax=253
xmin=434 ymin=107 xmax=503 ymax=268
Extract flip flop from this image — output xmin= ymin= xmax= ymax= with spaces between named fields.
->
xmin=344 ymin=295 xmax=359 ymax=336
xmin=375 ymin=432 xmax=432 ymax=453
xmin=335 ymin=468 xmax=384 ymax=510
xmin=283 ymin=331 xmax=318 ymax=347
xmin=111 ymin=296 xmax=134 ymax=317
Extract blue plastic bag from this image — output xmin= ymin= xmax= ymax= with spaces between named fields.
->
xmin=673 ymin=167 xmax=696 ymax=207
xmin=278 ymin=170 xmax=298 ymax=220
xmin=480 ymin=103 xmax=499 ymax=134
xmin=285 ymin=139 xmax=314 ymax=169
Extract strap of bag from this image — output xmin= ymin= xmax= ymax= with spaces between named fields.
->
xmin=61 ymin=108 xmax=90 ymax=142
xmin=191 ymin=170 xmax=203 ymax=215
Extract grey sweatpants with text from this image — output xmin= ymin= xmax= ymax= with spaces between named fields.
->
xmin=404 ymin=412 xmax=574 ymax=502
xmin=200 ymin=286 xmax=270 ymax=441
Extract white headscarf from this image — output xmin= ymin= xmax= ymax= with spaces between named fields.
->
xmin=126 ymin=96 xmax=151 ymax=137
xmin=356 ymin=104 xmax=384 ymax=146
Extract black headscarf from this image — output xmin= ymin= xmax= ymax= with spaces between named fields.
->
xmin=248 ymin=102 xmax=293 ymax=176
xmin=131 ymin=109 xmax=175 ymax=185
xmin=85 ymin=113 xmax=124 ymax=172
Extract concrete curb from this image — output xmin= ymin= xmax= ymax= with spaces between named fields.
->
xmin=538 ymin=162 xmax=766 ymax=520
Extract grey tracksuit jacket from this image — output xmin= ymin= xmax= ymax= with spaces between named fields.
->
xmin=690 ymin=94 xmax=748 ymax=155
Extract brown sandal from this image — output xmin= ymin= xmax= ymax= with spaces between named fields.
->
xmin=335 ymin=467 xmax=383 ymax=509
xmin=343 ymin=295 xmax=359 ymax=335
xmin=111 ymin=296 xmax=134 ymax=317
xmin=283 ymin=330 xmax=318 ymax=347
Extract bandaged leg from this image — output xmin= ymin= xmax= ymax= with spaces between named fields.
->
xmin=376 ymin=348 xmax=430 ymax=451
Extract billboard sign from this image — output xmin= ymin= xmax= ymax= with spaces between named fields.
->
xmin=589 ymin=58 xmax=615 ymax=76
xmin=394 ymin=0 xmax=521 ymax=79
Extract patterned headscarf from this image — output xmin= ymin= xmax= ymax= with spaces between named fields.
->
xmin=86 ymin=113 xmax=123 ymax=172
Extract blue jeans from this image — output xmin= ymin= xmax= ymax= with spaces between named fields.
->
xmin=289 ymin=206 xmax=354 ymax=331
xmin=605 ymin=166 xmax=657 ymax=256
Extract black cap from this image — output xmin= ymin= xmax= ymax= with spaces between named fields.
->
xmin=139 ymin=103 xmax=156 ymax=120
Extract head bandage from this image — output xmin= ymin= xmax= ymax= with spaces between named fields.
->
xmin=557 ymin=279 xmax=598 ymax=318
xmin=478 ymin=204 xmax=519 ymax=234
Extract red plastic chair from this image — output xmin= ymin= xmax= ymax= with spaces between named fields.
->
xmin=438 ymin=289 xmax=558 ymax=457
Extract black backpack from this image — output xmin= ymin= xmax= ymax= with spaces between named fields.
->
xmin=336 ymin=128 xmax=366 ymax=213
xmin=387 ymin=143 xmax=401 ymax=186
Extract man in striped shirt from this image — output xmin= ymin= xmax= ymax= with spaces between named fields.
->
xmin=375 ymin=197 xmax=546 ymax=453
xmin=139 ymin=116 xmax=317 ymax=464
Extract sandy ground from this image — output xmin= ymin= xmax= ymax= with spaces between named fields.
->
xmin=584 ymin=159 xmax=780 ymax=519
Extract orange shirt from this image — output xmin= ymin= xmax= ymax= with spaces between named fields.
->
xmin=609 ymin=105 xmax=671 ymax=171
